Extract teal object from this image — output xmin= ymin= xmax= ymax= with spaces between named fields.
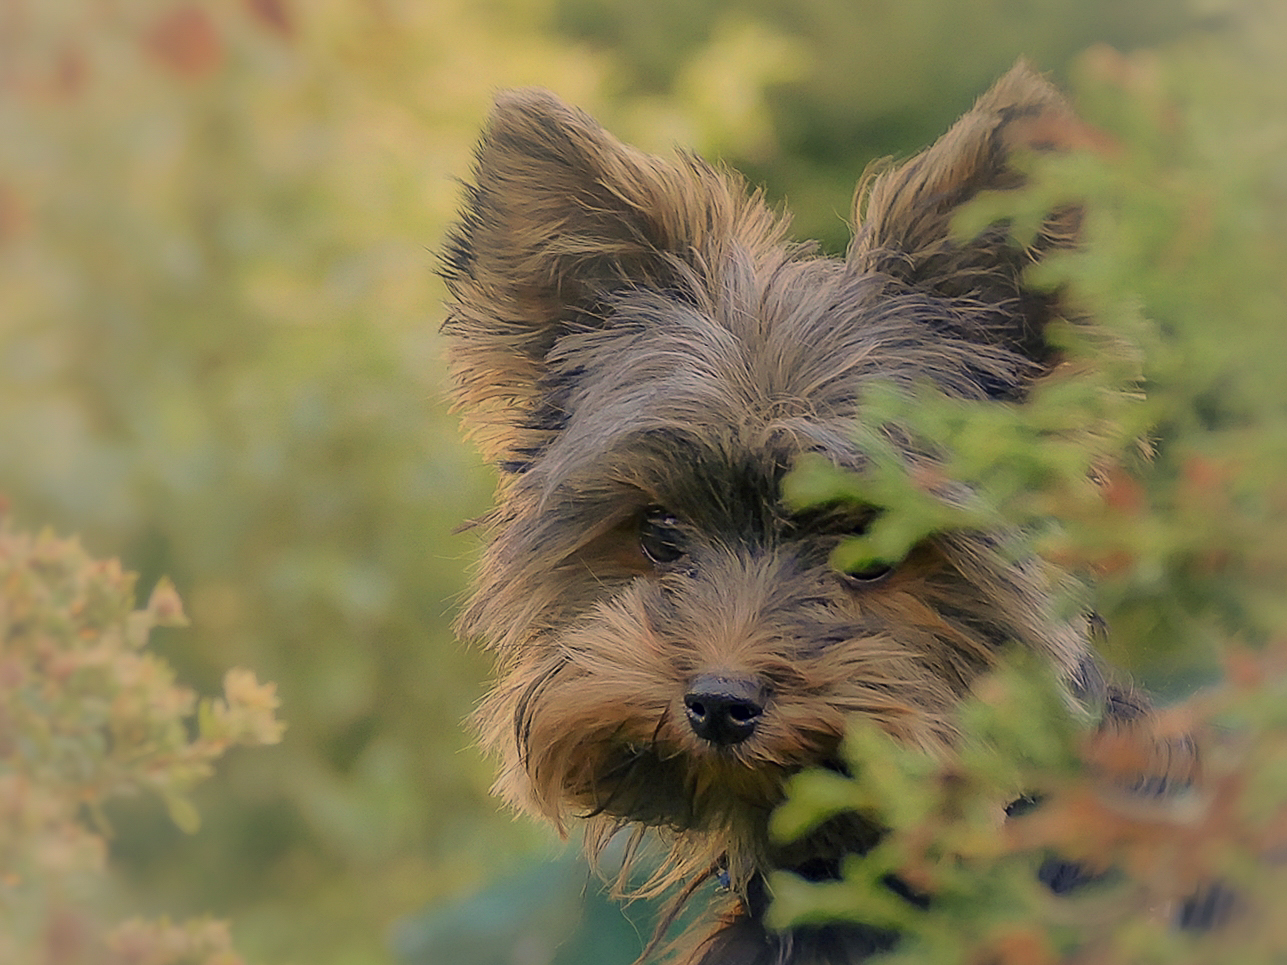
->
xmin=392 ymin=851 xmax=654 ymax=965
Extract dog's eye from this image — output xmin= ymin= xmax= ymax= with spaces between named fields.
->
xmin=838 ymin=515 xmax=895 ymax=584
xmin=841 ymin=562 xmax=894 ymax=585
xmin=640 ymin=508 xmax=685 ymax=565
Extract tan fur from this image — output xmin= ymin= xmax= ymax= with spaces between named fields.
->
xmin=444 ymin=62 xmax=1105 ymax=965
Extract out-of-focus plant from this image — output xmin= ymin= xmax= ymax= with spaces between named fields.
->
xmin=0 ymin=1 xmax=608 ymax=960
xmin=551 ymin=0 xmax=1188 ymax=251
xmin=771 ymin=652 xmax=1287 ymax=963
xmin=774 ymin=1 xmax=1287 ymax=961
xmin=0 ymin=512 xmax=282 ymax=965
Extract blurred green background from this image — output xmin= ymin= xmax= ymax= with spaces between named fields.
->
xmin=0 ymin=1 xmax=1216 ymax=963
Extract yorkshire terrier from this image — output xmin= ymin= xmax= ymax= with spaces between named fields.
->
xmin=443 ymin=63 xmax=1131 ymax=964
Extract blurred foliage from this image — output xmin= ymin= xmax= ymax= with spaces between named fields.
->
xmin=778 ymin=0 xmax=1287 ymax=960
xmin=0 ymin=1 xmax=607 ymax=962
xmin=0 ymin=515 xmax=281 ymax=964
xmin=393 ymin=847 xmax=658 ymax=965
xmin=551 ymin=0 xmax=1188 ymax=251
xmin=0 ymin=0 xmax=1270 ymax=963
xmin=770 ymin=653 xmax=1287 ymax=963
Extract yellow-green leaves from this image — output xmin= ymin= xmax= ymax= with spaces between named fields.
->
xmin=770 ymin=8 xmax=1287 ymax=961
xmin=0 ymin=516 xmax=280 ymax=963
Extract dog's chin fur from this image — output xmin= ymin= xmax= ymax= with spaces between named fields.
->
xmin=446 ymin=61 xmax=1110 ymax=963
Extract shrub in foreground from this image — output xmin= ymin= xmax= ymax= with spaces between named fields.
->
xmin=0 ymin=512 xmax=283 ymax=965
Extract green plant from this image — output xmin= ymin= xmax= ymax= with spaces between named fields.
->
xmin=0 ymin=512 xmax=282 ymax=965
xmin=773 ymin=5 xmax=1287 ymax=961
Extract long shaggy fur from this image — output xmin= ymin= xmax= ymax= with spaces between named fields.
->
xmin=443 ymin=62 xmax=1114 ymax=964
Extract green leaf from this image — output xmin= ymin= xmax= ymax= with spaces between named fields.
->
xmin=164 ymin=791 xmax=202 ymax=834
xmin=771 ymin=769 xmax=871 ymax=843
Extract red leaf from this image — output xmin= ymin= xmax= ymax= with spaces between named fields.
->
xmin=1101 ymin=468 xmax=1144 ymax=513
xmin=0 ymin=185 xmax=25 ymax=246
xmin=979 ymin=927 xmax=1058 ymax=965
xmin=144 ymin=6 xmax=223 ymax=79
xmin=54 ymin=45 xmax=89 ymax=98
xmin=245 ymin=0 xmax=293 ymax=38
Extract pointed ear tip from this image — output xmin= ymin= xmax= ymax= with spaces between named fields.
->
xmin=981 ymin=59 xmax=1070 ymax=114
xmin=484 ymin=87 xmax=589 ymax=136
xmin=1005 ymin=56 xmax=1043 ymax=80
xmin=477 ymin=88 xmax=608 ymax=164
xmin=492 ymin=86 xmax=571 ymax=115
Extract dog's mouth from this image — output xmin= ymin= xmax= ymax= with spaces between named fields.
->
xmin=566 ymin=741 xmax=784 ymax=829
xmin=573 ymin=741 xmax=701 ymax=827
xmin=564 ymin=737 xmax=854 ymax=837
xmin=513 ymin=663 xmax=850 ymax=832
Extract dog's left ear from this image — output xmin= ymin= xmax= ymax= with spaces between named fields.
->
xmin=849 ymin=61 xmax=1094 ymax=371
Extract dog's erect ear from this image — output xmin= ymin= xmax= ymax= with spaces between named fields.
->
xmin=443 ymin=89 xmax=778 ymax=469
xmin=849 ymin=61 xmax=1093 ymax=367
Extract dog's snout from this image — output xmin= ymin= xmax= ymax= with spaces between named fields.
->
xmin=684 ymin=674 xmax=765 ymax=745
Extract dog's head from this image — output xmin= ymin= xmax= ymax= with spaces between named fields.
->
xmin=444 ymin=63 xmax=1098 ymax=881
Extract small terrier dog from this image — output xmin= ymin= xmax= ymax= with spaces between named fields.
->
xmin=444 ymin=63 xmax=1117 ymax=964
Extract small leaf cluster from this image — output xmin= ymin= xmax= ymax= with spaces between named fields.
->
xmin=767 ymin=661 xmax=1088 ymax=961
xmin=0 ymin=513 xmax=282 ymax=965
xmin=771 ymin=649 xmax=1287 ymax=964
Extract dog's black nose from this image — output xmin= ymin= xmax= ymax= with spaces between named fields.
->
xmin=684 ymin=675 xmax=765 ymax=745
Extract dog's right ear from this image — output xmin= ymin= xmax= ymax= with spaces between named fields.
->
xmin=442 ymin=89 xmax=776 ymax=470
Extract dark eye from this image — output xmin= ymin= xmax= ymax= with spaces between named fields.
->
xmin=841 ymin=562 xmax=894 ymax=585
xmin=838 ymin=517 xmax=896 ymax=585
xmin=640 ymin=507 xmax=685 ymax=565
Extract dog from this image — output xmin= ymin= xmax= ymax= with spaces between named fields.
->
xmin=443 ymin=62 xmax=1135 ymax=964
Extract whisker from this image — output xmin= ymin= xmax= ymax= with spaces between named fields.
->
xmin=636 ymin=860 xmax=721 ymax=965
xmin=513 ymin=658 xmax=566 ymax=767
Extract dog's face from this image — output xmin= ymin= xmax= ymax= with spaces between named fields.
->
xmin=444 ymin=63 xmax=1095 ymax=883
